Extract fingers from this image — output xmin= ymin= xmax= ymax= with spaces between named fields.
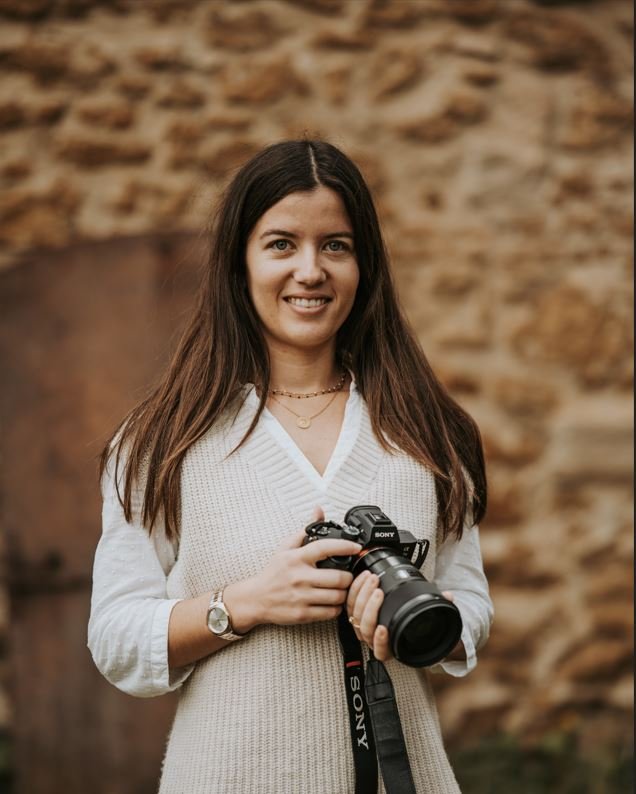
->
xmin=308 ymin=569 xmax=354 ymax=590
xmin=278 ymin=529 xmax=309 ymax=551
xmin=300 ymin=538 xmax=361 ymax=565
xmin=347 ymin=571 xmax=377 ymax=621
xmin=300 ymin=605 xmax=343 ymax=623
xmin=358 ymin=584 xmax=384 ymax=646
xmin=372 ymin=625 xmax=392 ymax=661
xmin=442 ymin=591 xmax=455 ymax=603
xmin=305 ymin=587 xmax=348 ymax=606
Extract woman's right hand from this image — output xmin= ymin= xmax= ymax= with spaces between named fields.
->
xmin=225 ymin=507 xmax=360 ymax=633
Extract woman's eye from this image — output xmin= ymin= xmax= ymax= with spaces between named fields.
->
xmin=271 ymin=239 xmax=290 ymax=251
xmin=326 ymin=240 xmax=349 ymax=252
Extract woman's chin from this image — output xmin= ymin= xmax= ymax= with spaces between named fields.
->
xmin=267 ymin=328 xmax=338 ymax=354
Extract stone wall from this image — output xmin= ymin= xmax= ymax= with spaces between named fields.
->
xmin=1 ymin=0 xmax=633 ymax=755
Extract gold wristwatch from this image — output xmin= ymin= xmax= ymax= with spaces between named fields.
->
xmin=205 ymin=589 xmax=244 ymax=642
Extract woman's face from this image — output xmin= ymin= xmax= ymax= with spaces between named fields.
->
xmin=245 ymin=186 xmax=359 ymax=357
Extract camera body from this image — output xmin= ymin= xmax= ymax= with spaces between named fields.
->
xmin=303 ymin=505 xmax=429 ymax=573
xmin=302 ymin=505 xmax=462 ymax=668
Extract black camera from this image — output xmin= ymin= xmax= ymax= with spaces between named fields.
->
xmin=302 ymin=505 xmax=462 ymax=668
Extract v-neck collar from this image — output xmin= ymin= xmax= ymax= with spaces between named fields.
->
xmin=224 ymin=372 xmax=387 ymax=522
xmin=257 ymin=376 xmax=361 ymax=491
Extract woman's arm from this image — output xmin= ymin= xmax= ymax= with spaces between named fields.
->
xmin=87 ymin=467 xmax=196 ymax=698
xmin=429 ymin=524 xmax=494 ymax=677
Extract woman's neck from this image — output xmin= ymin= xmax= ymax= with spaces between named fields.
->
xmin=267 ymin=347 xmax=342 ymax=394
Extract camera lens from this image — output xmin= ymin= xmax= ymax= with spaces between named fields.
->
xmin=392 ymin=598 xmax=462 ymax=667
xmin=355 ymin=548 xmax=463 ymax=667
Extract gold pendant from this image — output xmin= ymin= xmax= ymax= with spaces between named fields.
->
xmin=296 ymin=416 xmax=311 ymax=429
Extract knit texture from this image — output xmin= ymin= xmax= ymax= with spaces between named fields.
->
xmin=159 ymin=387 xmax=461 ymax=794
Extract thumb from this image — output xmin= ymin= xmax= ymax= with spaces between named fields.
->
xmin=311 ymin=505 xmax=325 ymax=523
xmin=278 ymin=507 xmax=326 ymax=551
xmin=442 ymin=591 xmax=455 ymax=603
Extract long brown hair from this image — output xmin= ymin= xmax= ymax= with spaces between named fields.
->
xmin=100 ymin=139 xmax=486 ymax=543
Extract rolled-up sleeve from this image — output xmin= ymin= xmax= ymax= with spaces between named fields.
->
xmin=428 ymin=524 xmax=494 ymax=678
xmin=87 ymin=456 xmax=195 ymax=697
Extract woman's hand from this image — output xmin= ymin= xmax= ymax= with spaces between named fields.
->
xmin=346 ymin=579 xmax=460 ymax=664
xmin=346 ymin=571 xmax=392 ymax=660
xmin=227 ymin=506 xmax=361 ymax=633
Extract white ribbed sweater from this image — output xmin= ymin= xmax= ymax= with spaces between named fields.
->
xmin=155 ymin=387 xmax=462 ymax=794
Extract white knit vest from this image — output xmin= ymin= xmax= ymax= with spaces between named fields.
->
xmin=159 ymin=388 xmax=461 ymax=794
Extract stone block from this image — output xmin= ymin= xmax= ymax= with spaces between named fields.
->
xmin=321 ymin=64 xmax=352 ymax=105
xmin=57 ymin=135 xmax=152 ymax=167
xmin=0 ymin=99 xmax=26 ymax=129
xmin=156 ymin=78 xmax=207 ymax=109
xmin=554 ymin=431 xmax=633 ymax=500
xmin=437 ymin=367 xmax=481 ymax=395
xmin=505 ymin=8 xmax=613 ymax=80
xmin=362 ymin=0 xmax=427 ymax=29
xmin=0 ymin=178 xmax=80 ymax=248
xmin=29 ymin=97 xmax=67 ymax=124
xmin=395 ymin=91 xmax=488 ymax=144
xmin=205 ymin=7 xmax=290 ymax=51
xmin=462 ymin=63 xmax=499 ymax=87
xmin=197 ymin=139 xmax=262 ymax=178
xmin=484 ymin=541 xmax=559 ymax=586
xmin=312 ymin=29 xmax=375 ymax=51
xmin=446 ymin=0 xmax=499 ymax=24
xmin=165 ymin=119 xmax=205 ymax=145
xmin=221 ymin=57 xmax=309 ymax=104
xmin=0 ymin=158 xmax=31 ymax=180
xmin=0 ymin=0 xmax=52 ymax=18
xmin=283 ymin=0 xmax=346 ymax=13
xmin=370 ymin=48 xmax=423 ymax=100
xmin=204 ymin=113 xmax=252 ymax=132
xmin=480 ymin=480 xmax=525 ymax=528
xmin=558 ymin=84 xmax=633 ymax=151
xmin=134 ymin=45 xmax=189 ymax=71
xmin=0 ymin=38 xmax=67 ymax=81
xmin=115 ymin=74 xmax=153 ymax=99
xmin=492 ymin=376 xmax=558 ymax=418
xmin=556 ymin=640 xmax=632 ymax=684
xmin=77 ymin=100 xmax=135 ymax=130
xmin=484 ymin=423 xmax=545 ymax=466
xmin=449 ymin=32 xmax=500 ymax=61
xmin=511 ymin=285 xmax=633 ymax=388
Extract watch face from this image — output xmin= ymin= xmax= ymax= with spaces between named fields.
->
xmin=208 ymin=605 xmax=229 ymax=635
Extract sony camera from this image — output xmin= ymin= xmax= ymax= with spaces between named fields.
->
xmin=302 ymin=505 xmax=462 ymax=668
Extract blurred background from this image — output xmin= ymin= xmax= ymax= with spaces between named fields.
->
xmin=0 ymin=0 xmax=633 ymax=792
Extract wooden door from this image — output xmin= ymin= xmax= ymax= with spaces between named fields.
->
xmin=0 ymin=233 xmax=205 ymax=794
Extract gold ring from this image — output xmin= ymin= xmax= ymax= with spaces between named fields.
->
xmin=349 ymin=615 xmax=360 ymax=629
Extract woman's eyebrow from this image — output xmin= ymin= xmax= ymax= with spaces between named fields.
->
xmin=259 ymin=229 xmax=354 ymax=239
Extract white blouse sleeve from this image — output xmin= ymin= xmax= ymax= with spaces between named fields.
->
xmin=87 ymin=455 xmax=196 ymax=698
xmin=428 ymin=524 xmax=494 ymax=678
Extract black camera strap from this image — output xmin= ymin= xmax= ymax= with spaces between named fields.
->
xmin=336 ymin=613 xmax=417 ymax=794
xmin=336 ymin=611 xmax=378 ymax=793
xmin=365 ymin=653 xmax=417 ymax=794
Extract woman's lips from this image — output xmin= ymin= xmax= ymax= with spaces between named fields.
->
xmin=284 ymin=296 xmax=332 ymax=314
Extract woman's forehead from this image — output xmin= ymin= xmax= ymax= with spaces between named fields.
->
xmin=256 ymin=187 xmax=352 ymax=231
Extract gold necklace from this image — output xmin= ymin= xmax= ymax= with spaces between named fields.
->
xmin=269 ymin=370 xmax=346 ymax=399
xmin=270 ymin=389 xmax=341 ymax=429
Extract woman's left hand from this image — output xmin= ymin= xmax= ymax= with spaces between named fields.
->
xmin=346 ymin=579 xmax=456 ymax=662
xmin=346 ymin=571 xmax=391 ymax=660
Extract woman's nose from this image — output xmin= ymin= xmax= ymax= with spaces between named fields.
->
xmin=293 ymin=248 xmax=326 ymax=284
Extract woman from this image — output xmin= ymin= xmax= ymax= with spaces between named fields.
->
xmin=88 ymin=139 xmax=493 ymax=794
